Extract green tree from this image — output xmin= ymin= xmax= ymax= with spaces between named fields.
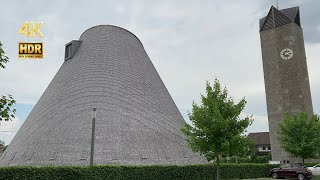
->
xmin=0 ymin=41 xmax=9 ymax=69
xmin=0 ymin=95 xmax=16 ymax=121
xmin=181 ymin=79 xmax=253 ymax=180
xmin=205 ymin=135 xmax=256 ymax=164
xmin=278 ymin=112 xmax=320 ymax=163
xmin=0 ymin=41 xmax=16 ymax=121
xmin=228 ymin=135 xmax=256 ymax=159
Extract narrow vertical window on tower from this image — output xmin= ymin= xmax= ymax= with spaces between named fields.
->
xmin=65 ymin=44 xmax=71 ymax=59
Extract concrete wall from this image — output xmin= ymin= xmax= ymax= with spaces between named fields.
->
xmin=260 ymin=23 xmax=313 ymax=162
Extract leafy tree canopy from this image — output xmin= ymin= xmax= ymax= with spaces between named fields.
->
xmin=0 ymin=41 xmax=16 ymax=121
xmin=278 ymin=112 xmax=320 ymax=163
xmin=181 ymin=78 xmax=253 ymax=179
xmin=0 ymin=41 xmax=9 ymax=69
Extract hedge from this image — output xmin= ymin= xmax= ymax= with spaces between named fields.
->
xmin=305 ymin=162 xmax=319 ymax=167
xmin=0 ymin=163 xmax=280 ymax=180
xmin=220 ymin=155 xmax=271 ymax=164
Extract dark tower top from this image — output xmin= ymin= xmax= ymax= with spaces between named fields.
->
xmin=260 ymin=6 xmax=301 ymax=32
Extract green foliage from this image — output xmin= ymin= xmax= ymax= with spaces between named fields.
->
xmin=312 ymin=176 xmax=320 ymax=180
xmin=218 ymin=163 xmax=278 ymax=179
xmin=278 ymin=112 xmax=320 ymax=162
xmin=249 ymin=154 xmax=272 ymax=163
xmin=181 ymin=78 xmax=253 ymax=179
xmin=228 ymin=135 xmax=256 ymax=158
xmin=0 ymin=41 xmax=9 ymax=69
xmin=304 ymin=162 xmax=320 ymax=167
xmin=0 ymin=41 xmax=16 ymax=121
xmin=0 ymin=95 xmax=16 ymax=121
xmin=220 ymin=154 xmax=271 ymax=164
xmin=0 ymin=164 xmax=279 ymax=180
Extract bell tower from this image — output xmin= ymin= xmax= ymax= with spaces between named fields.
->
xmin=259 ymin=6 xmax=313 ymax=162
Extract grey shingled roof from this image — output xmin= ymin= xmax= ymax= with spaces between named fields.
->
xmin=259 ymin=6 xmax=301 ymax=31
xmin=0 ymin=25 xmax=206 ymax=166
xmin=247 ymin=132 xmax=270 ymax=146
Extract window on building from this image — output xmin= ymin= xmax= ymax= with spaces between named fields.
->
xmin=80 ymin=151 xmax=87 ymax=160
xmin=65 ymin=44 xmax=71 ymax=59
xmin=263 ymin=146 xmax=266 ymax=150
xmin=268 ymin=146 xmax=271 ymax=150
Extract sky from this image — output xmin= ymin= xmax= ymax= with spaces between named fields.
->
xmin=0 ymin=0 xmax=319 ymax=145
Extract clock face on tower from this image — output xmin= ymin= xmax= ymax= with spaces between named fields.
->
xmin=280 ymin=48 xmax=294 ymax=60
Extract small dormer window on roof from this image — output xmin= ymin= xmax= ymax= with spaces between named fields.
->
xmin=64 ymin=40 xmax=82 ymax=61
xmin=65 ymin=44 xmax=71 ymax=59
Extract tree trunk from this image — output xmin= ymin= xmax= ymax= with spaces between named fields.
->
xmin=302 ymin=158 xmax=305 ymax=164
xmin=235 ymin=155 xmax=238 ymax=164
xmin=216 ymin=155 xmax=220 ymax=180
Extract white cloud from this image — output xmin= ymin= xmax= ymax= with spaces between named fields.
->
xmin=115 ymin=4 xmax=126 ymax=14
xmin=239 ymin=112 xmax=269 ymax=134
xmin=306 ymin=43 xmax=320 ymax=115
xmin=149 ymin=3 xmax=186 ymax=19
xmin=0 ymin=117 xmax=22 ymax=145
xmin=127 ymin=0 xmax=143 ymax=31
xmin=138 ymin=1 xmax=265 ymax=113
xmin=246 ymin=114 xmax=269 ymax=133
xmin=0 ymin=0 xmax=319 ymax=140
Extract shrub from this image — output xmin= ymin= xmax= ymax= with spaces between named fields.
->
xmin=0 ymin=163 xmax=280 ymax=180
xmin=220 ymin=155 xmax=271 ymax=164
xmin=304 ymin=162 xmax=319 ymax=167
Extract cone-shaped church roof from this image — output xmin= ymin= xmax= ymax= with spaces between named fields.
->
xmin=0 ymin=25 xmax=206 ymax=166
